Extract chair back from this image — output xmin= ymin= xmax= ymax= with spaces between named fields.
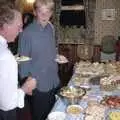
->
xmin=101 ymin=35 xmax=116 ymax=54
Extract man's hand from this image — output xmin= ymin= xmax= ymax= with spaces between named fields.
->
xmin=21 ymin=77 xmax=36 ymax=95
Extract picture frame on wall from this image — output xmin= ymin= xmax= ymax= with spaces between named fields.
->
xmin=101 ymin=9 xmax=116 ymax=20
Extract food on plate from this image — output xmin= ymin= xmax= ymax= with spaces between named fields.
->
xmin=15 ymin=56 xmax=31 ymax=62
xmin=74 ymin=61 xmax=120 ymax=80
xmin=72 ymin=75 xmax=90 ymax=87
xmin=100 ymin=75 xmax=120 ymax=91
xmin=109 ymin=111 xmax=120 ymax=120
xmin=85 ymin=103 xmax=106 ymax=120
xmin=74 ymin=61 xmax=105 ymax=76
xmin=66 ymin=105 xmax=82 ymax=115
xmin=101 ymin=96 xmax=120 ymax=108
xmin=55 ymin=54 xmax=68 ymax=63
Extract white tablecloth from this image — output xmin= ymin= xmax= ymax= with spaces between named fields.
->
xmin=49 ymin=82 xmax=120 ymax=120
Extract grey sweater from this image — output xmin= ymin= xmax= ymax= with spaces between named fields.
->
xmin=18 ymin=20 xmax=60 ymax=92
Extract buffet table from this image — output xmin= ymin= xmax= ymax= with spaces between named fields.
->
xmin=49 ymin=85 xmax=120 ymax=120
xmin=48 ymin=61 xmax=120 ymax=120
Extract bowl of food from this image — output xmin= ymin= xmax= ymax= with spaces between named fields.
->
xmin=66 ymin=104 xmax=83 ymax=116
xmin=58 ymin=86 xmax=86 ymax=104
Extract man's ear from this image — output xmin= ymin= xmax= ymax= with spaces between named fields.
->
xmin=1 ymin=23 xmax=7 ymax=31
xmin=33 ymin=10 xmax=36 ymax=17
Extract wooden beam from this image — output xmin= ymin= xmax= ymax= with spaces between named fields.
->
xmin=61 ymin=5 xmax=84 ymax=11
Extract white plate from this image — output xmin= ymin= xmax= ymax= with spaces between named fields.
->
xmin=55 ymin=55 xmax=68 ymax=64
xmin=80 ymin=85 xmax=91 ymax=91
xmin=48 ymin=111 xmax=66 ymax=120
xmin=15 ymin=56 xmax=32 ymax=62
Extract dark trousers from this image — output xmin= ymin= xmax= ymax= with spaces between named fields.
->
xmin=28 ymin=89 xmax=56 ymax=120
xmin=0 ymin=109 xmax=16 ymax=120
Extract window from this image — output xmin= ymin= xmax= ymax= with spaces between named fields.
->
xmin=60 ymin=0 xmax=85 ymax=27
xmin=60 ymin=11 xmax=85 ymax=27
xmin=62 ymin=0 xmax=83 ymax=5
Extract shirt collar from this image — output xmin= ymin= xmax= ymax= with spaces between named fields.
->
xmin=33 ymin=19 xmax=49 ymax=29
xmin=0 ymin=35 xmax=8 ymax=48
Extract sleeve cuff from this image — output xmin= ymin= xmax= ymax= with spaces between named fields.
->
xmin=17 ymin=88 xmax=25 ymax=108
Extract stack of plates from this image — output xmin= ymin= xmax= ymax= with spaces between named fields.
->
xmin=47 ymin=111 xmax=66 ymax=120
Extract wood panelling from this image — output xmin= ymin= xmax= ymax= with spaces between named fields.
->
xmin=58 ymin=43 xmax=100 ymax=63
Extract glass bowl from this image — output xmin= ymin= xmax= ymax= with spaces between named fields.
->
xmin=58 ymin=86 xmax=86 ymax=105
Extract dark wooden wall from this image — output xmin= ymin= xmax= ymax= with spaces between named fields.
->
xmin=58 ymin=44 xmax=101 ymax=86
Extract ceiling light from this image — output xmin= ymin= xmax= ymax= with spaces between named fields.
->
xmin=26 ymin=0 xmax=35 ymax=4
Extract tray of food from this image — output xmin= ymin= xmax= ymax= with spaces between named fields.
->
xmin=84 ymin=102 xmax=106 ymax=120
xmin=100 ymin=96 xmax=120 ymax=108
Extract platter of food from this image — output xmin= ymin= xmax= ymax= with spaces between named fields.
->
xmin=100 ymin=75 xmax=120 ymax=91
xmin=84 ymin=102 xmax=106 ymax=120
xmin=100 ymin=96 xmax=120 ymax=108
